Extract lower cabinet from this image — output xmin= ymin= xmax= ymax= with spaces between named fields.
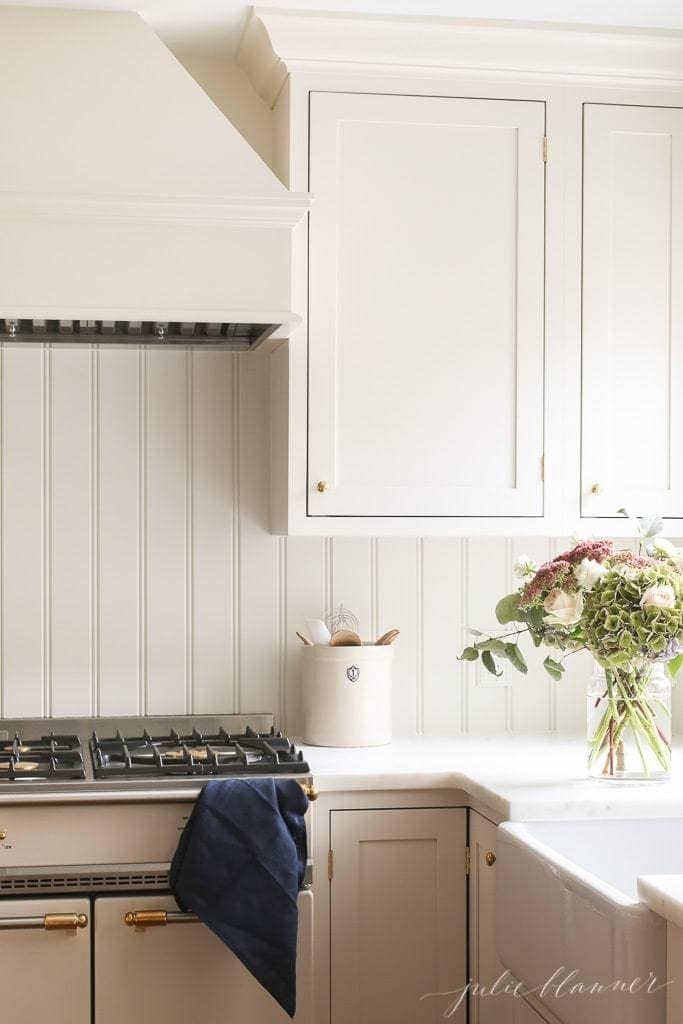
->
xmin=329 ymin=807 xmax=467 ymax=1023
xmin=0 ymin=897 xmax=91 ymax=1018
xmin=94 ymin=892 xmax=314 ymax=1023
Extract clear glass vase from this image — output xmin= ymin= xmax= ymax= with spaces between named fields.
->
xmin=587 ymin=660 xmax=672 ymax=781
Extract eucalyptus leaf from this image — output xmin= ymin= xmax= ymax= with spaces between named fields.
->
xmin=476 ymin=638 xmax=507 ymax=655
xmin=481 ymin=650 xmax=503 ymax=677
xmin=505 ymin=643 xmax=528 ymax=674
xmin=637 ymin=514 xmax=664 ymax=540
xmin=459 ymin=646 xmax=479 ymax=662
xmin=495 ymin=593 xmax=522 ymax=625
xmin=467 ymin=627 xmax=484 ymax=637
xmin=543 ymin=655 xmax=565 ymax=681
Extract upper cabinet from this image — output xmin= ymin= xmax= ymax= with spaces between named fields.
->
xmin=307 ymin=93 xmax=546 ymax=520
xmin=582 ymin=103 xmax=683 ymax=521
xmin=238 ymin=10 xmax=683 ymax=535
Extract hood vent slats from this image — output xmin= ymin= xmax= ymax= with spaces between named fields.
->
xmin=1 ymin=319 xmax=277 ymax=351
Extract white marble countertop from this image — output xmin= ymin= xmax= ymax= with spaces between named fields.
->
xmin=638 ymin=875 xmax=683 ymax=929
xmin=302 ymin=734 xmax=683 ymax=822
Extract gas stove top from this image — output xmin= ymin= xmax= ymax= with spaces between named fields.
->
xmin=0 ymin=715 xmax=310 ymax=793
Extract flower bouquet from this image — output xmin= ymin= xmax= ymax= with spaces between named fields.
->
xmin=460 ymin=516 xmax=683 ymax=780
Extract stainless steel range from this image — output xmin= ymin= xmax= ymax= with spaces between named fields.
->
xmin=0 ymin=715 xmax=315 ymax=1023
xmin=0 ymin=714 xmax=312 ymax=793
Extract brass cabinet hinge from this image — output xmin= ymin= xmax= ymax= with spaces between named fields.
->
xmin=328 ymin=849 xmax=334 ymax=881
xmin=543 ymin=135 xmax=549 ymax=163
xmin=465 ymin=846 xmax=471 ymax=876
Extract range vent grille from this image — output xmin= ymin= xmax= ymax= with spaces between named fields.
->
xmin=0 ymin=870 xmax=170 ymax=894
xmin=0 ymin=319 xmax=277 ymax=351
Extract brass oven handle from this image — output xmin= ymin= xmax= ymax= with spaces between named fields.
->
xmin=300 ymin=782 xmax=318 ymax=801
xmin=124 ymin=910 xmax=199 ymax=928
xmin=0 ymin=912 xmax=88 ymax=931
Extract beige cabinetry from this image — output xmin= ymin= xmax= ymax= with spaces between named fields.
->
xmin=329 ymin=806 xmax=467 ymax=1023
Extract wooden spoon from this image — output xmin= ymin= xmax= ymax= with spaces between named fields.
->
xmin=375 ymin=628 xmax=400 ymax=646
xmin=329 ymin=629 xmax=362 ymax=647
xmin=295 ymin=631 xmax=314 ymax=646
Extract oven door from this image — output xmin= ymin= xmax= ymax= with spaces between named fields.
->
xmin=94 ymin=890 xmax=314 ymax=1023
xmin=0 ymin=896 xmax=91 ymax=1019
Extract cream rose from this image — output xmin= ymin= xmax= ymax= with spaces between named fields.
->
xmin=574 ymin=558 xmax=607 ymax=591
xmin=640 ymin=584 xmax=676 ymax=611
xmin=543 ymin=589 xmax=584 ymax=626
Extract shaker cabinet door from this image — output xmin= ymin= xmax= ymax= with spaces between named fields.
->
xmin=0 ymin=897 xmax=91 ymax=1019
xmin=307 ymin=92 xmax=546 ymax=518
xmin=330 ymin=807 xmax=467 ymax=1024
xmin=582 ymin=104 xmax=683 ymax=519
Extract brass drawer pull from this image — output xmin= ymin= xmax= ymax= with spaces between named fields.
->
xmin=124 ymin=910 xmax=198 ymax=928
xmin=0 ymin=912 xmax=87 ymax=931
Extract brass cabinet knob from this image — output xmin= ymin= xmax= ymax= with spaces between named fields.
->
xmin=591 ymin=483 xmax=602 ymax=495
xmin=485 ymin=851 xmax=496 ymax=867
xmin=300 ymin=782 xmax=318 ymax=801
xmin=316 ymin=480 xmax=330 ymax=493
xmin=0 ymin=831 xmax=6 ymax=841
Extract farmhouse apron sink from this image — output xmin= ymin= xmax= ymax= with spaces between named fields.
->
xmin=496 ymin=819 xmax=671 ymax=1024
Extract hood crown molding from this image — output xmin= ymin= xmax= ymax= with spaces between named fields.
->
xmin=238 ymin=7 xmax=683 ymax=106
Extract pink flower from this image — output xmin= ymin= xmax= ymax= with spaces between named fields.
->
xmin=519 ymin=560 xmax=574 ymax=608
xmin=554 ymin=540 xmax=613 ymax=566
xmin=609 ymin=551 xmax=655 ymax=569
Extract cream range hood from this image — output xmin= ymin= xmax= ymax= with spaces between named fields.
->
xmin=0 ymin=6 xmax=310 ymax=349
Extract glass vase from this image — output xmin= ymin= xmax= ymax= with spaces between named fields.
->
xmin=587 ymin=660 xmax=672 ymax=781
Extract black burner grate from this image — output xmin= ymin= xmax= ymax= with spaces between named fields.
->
xmin=90 ymin=725 xmax=310 ymax=778
xmin=0 ymin=735 xmax=86 ymax=781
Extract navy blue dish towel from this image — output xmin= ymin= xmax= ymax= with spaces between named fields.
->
xmin=170 ymin=778 xmax=308 ymax=1018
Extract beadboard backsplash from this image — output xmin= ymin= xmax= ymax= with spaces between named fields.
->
xmin=0 ymin=346 xmax=678 ymax=736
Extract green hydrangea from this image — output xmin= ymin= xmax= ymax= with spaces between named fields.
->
xmin=582 ymin=562 xmax=683 ymax=667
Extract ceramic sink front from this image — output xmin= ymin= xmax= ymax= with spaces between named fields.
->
xmin=496 ymin=819 xmax=671 ymax=1024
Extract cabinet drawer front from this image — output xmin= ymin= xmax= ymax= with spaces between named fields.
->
xmin=308 ymin=92 xmax=545 ymax=518
xmin=94 ymin=891 xmax=313 ymax=1024
xmin=582 ymin=103 xmax=683 ymax=519
xmin=0 ymin=896 xmax=91 ymax=1018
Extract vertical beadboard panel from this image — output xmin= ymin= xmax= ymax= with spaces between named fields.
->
xmin=377 ymin=538 xmax=418 ymax=736
xmin=508 ymin=538 xmax=554 ymax=732
xmin=330 ymin=537 xmax=373 ymax=638
xmin=2 ymin=348 xmax=45 ymax=717
xmin=465 ymin=537 xmax=509 ymax=733
xmin=50 ymin=349 xmax=93 ymax=716
xmin=238 ymin=356 xmax=281 ymax=718
xmin=422 ymin=538 xmax=463 ymax=734
xmin=98 ymin=350 xmax=141 ymax=716
xmin=191 ymin=352 xmax=234 ymax=713
xmin=284 ymin=536 xmax=327 ymax=735
xmin=145 ymin=351 xmax=188 ymax=714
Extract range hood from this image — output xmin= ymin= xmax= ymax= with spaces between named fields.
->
xmin=0 ymin=6 xmax=310 ymax=349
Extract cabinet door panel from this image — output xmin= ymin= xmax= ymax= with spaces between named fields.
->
xmin=330 ymin=807 xmax=466 ymax=1024
xmin=308 ymin=92 xmax=545 ymax=517
xmin=95 ymin=892 xmax=313 ymax=1024
xmin=0 ymin=897 xmax=90 ymax=1019
xmin=582 ymin=103 xmax=683 ymax=518
xmin=469 ymin=812 xmax=514 ymax=1024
